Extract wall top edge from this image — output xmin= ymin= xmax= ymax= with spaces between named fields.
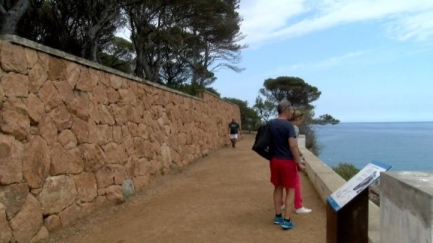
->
xmin=0 ymin=34 xmax=205 ymax=102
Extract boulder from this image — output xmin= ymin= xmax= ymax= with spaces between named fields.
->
xmin=0 ymin=184 xmax=28 ymax=220
xmin=23 ymin=136 xmax=50 ymax=189
xmin=38 ymin=175 xmax=77 ymax=215
xmin=9 ymin=194 xmax=43 ymax=243
xmin=0 ymin=134 xmax=23 ymax=184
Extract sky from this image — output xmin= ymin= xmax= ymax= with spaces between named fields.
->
xmin=212 ymin=0 xmax=433 ymax=122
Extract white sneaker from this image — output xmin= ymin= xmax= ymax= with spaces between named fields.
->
xmin=295 ymin=207 xmax=312 ymax=214
xmin=281 ymin=204 xmax=285 ymax=210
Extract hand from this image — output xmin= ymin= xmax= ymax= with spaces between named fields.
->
xmin=297 ymin=162 xmax=306 ymax=172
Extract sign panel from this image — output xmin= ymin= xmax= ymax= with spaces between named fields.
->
xmin=327 ymin=160 xmax=392 ymax=211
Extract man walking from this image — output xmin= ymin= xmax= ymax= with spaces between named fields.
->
xmin=228 ymin=118 xmax=241 ymax=148
xmin=268 ymin=100 xmax=305 ymax=230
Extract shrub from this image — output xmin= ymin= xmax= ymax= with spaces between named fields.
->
xmin=332 ymin=163 xmax=360 ymax=181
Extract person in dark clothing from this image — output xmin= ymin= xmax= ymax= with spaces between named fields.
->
xmin=269 ymin=100 xmax=305 ymax=230
xmin=228 ymin=118 xmax=241 ymax=148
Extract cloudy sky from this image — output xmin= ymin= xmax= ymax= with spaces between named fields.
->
xmin=212 ymin=0 xmax=433 ymax=122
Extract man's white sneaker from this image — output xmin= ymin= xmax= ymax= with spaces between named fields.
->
xmin=295 ymin=207 xmax=312 ymax=214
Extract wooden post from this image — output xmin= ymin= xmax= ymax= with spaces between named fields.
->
xmin=326 ymin=188 xmax=369 ymax=243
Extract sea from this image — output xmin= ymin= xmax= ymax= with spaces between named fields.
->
xmin=314 ymin=122 xmax=433 ymax=172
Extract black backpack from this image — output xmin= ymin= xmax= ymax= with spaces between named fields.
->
xmin=252 ymin=121 xmax=273 ymax=160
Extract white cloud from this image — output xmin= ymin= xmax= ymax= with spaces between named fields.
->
xmin=239 ymin=0 xmax=433 ymax=47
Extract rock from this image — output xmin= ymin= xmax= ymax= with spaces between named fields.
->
xmin=119 ymin=89 xmax=136 ymax=106
xmin=9 ymin=194 xmax=43 ymax=243
xmin=0 ymin=42 xmax=27 ymax=74
xmin=0 ymin=184 xmax=28 ymax=220
xmin=106 ymin=86 xmax=119 ymax=104
xmin=160 ymin=143 xmax=172 ymax=168
xmin=38 ymin=81 xmax=63 ymax=112
xmin=25 ymin=49 xmax=38 ymax=69
xmin=75 ymin=68 xmax=96 ymax=92
xmin=70 ymin=116 xmax=89 ymax=144
xmin=26 ymin=93 xmax=45 ymax=123
xmin=38 ymin=175 xmax=77 ymax=215
xmin=38 ymin=115 xmax=58 ymax=146
xmin=59 ymin=204 xmax=80 ymax=227
xmin=133 ymin=138 xmax=147 ymax=158
xmin=97 ymin=104 xmax=115 ymax=125
xmin=66 ymin=62 xmax=80 ymax=88
xmin=93 ymin=84 xmax=108 ymax=104
xmin=80 ymin=144 xmax=106 ymax=172
xmin=0 ymin=203 xmax=12 ymax=243
xmin=79 ymin=201 xmax=96 ymax=218
xmin=109 ymin=75 xmax=122 ymax=90
xmin=112 ymin=126 xmax=122 ymax=143
xmin=95 ymin=125 xmax=112 ymax=146
xmin=50 ymin=143 xmax=83 ymax=175
xmin=95 ymin=165 xmax=127 ymax=188
xmin=0 ymin=72 xmax=29 ymax=97
xmin=133 ymin=176 xmax=150 ymax=191
xmin=0 ymin=86 xmax=3 ymax=105
xmin=105 ymin=185 xmax=123 ymax=204
xmin=122 ymin=179 xmax=135 ymax=198
xmin=49 ymin=105 xmax=72 ymax=131
xmin=0 ymin=134 xmax=23 ymax=184
xmin=30 ymin=226 xmax=49 ymax=243
xmin=28 ymin=63 xmax=48 ymax=93
xmin=0 ymin=98 xmax=29 ymax=141
xmin=68 ymin=95 xmax=90 ymax=121
xmin=30 ymin=188 xmax=42 ymax=196
xmin=133 ymin=158 xmax=151 ymax=177
xmin=102 ymin=142 xmax=127 ymax=165
xmin=48 ymin=57 xmax=66 ymax=81
xmin=53 ymin=81 xmax=74 ymax=104
xmin=72 ymin=172 xmax=97 ymax=203
xmin=110 ymin=104 xmax=128 ymax=125
xmin=43 ymin=215 xmax=61 ymax=232
xmin=57 ymin=129 xmax=77 ymax=149
xmin=23 ymin=136 xmax=50 ymax=189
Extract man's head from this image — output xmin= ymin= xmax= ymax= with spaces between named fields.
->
xmin=277 ymin=100 xmax=294 ymax=119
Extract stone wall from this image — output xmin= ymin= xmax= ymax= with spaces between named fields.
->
xmin=0 ymin=36 xmax=240 ymax=243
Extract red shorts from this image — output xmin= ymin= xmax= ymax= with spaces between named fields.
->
xmin=270 ymin=157 xmax=298 ymax=189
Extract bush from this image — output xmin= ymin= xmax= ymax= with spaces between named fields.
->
xmin=332 ymin=163 xmax=360 ymax=181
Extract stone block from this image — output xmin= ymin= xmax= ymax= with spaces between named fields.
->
xmin=9 ymin=194 xmax=43 ymax=243
xmin=0 ymin=203 xmax=12 ymax=243
xmin=38 ymin=175 xmax=77 ymax=215
xmin=28 ymin=63 xmax=48 ymax=93
xmin=48 ymin=57 xmax=66 ymax=81
xmin=49 ymin=105 xmax=72 ymax=131
xmin=0 ymin=72 xmax=29 ymax=97
xmin=0 ymin=134 xmax=23 ymax=184
xmin=73 ymin=172 xmax=97 ymax=203
xmin=80 ymin=143 xmax=106 ymax=172
xmin=95 ymin=165 xmax=127 ymax=188
xmin=26 ymin=93 xmax=45 ymax=123
xmin=105 ymin=185 xmax=123 ymax=204
xmin=0 ymin=97 xmax=29 ymax=141
xmin=68 ymin=95 xmax=90 ymax=121
xmin=43 ymin=215 xmax=61 ymax=232
xmin=57 ymin=129 xmax=77 ymax=149
xmin=102 ymin=142 xmax=127 ymax=165
xmin=0 ymin=42 xmax=27 ymax=74
xmin=122 ymin=179 xmax=135 ymax=198
xmin=30 ymin=226 xmax=49 ymax=243
xmin=38 ymin=81 xmax=63 ymax=112
xmin=38 ymin=115 xmax=58 ymax=145
xmin=50 ymin=143 xmax=83 ymax=175
xmin=59 ymin=203 xmax=81 ymax=227
xmin=0 ymin=183 xmax=28 ymax=220
xmin=381 ymin=172 xmax=433 ymax=243
xmin=23 ymin=135 xmax=50 ymax=189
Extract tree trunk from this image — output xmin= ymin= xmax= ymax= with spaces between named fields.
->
xmin=0 ymin=0 xmax=29 ymax=35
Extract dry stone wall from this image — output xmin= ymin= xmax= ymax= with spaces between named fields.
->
xmin=0 ymin=36 xmax=240 ymax=243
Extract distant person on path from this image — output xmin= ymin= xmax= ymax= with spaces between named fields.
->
xmin=290 ymin=110 xmax=312 ymax=214
xmin=269 ymin=100 xmax=305 ymax=230
xmin=228 ymin=118 xmax=241 ymax=148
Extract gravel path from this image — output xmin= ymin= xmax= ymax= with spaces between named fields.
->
xmin=47 ymin=134 xmax=326 ymax=243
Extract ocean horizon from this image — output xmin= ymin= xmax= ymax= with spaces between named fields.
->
xmin=315 ymin=121 xmax=433 ymax=172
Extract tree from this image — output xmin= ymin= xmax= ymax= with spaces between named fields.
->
xmin=260 ymin=76 xmax=321 ymax=110
xmin=0 ymin=0 xmax=29 ymax=35
xmin=258 ymin=76 xmax=339 ymax=155
xmin=100 ymin=36 xmax=135 ymax=74
xmin=332 ymin=163 xmax=360 ymax=181
xmin=313 ymin=114 xmax=340 ymax=125
xmin=253 ymin=95 xmax=275 ymax=123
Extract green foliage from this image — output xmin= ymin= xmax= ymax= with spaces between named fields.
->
xmin=313 ymin=114 xmax=340 ymax=125
xmin=253 ymin=95 xmax=275 ymax=123
xmin=260 ymin=76 xmax=321 ymax=110
xmin=332 ymin=163 xmax=360 ymax=181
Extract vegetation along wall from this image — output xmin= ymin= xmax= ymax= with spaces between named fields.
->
xmin=0 ymin=36 xmax=240 ymax=243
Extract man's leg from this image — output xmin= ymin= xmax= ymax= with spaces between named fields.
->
xmin=282 ymin=188 xmax=296 ymax=229
xmin=273 ymin=186 xmax=284 ymax=225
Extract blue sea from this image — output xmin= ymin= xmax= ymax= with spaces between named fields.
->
xmin=315 ymin=122 xmax=433 ymax=172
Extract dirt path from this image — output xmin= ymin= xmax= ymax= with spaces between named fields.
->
xmin=48 ymin=134 xmax=326 ymax=243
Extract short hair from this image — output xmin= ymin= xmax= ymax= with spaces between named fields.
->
xmin=290 ymin=110 xmax=304 ymax=121
xmin=277 ymin=100 xmax=292 ymax=114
